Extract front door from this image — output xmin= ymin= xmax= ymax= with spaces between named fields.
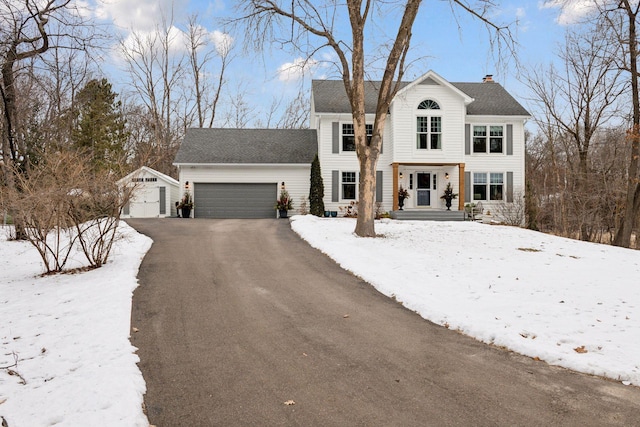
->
xmin=416 ymin=172 xmax=434 ymax=207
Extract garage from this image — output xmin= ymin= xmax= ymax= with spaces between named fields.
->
xmin=194 ymin=183 xmax=277 ymax=218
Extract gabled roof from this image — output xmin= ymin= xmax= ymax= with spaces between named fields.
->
xmin=312 ymin=76 xmax=530 ymax=117
xmin=450 ymin=82 xmax=530 ymax=116
xmin=174 ymin=128 xmax=318 ymax=165
xmin=396 ymin=70 xmax=474 ymax=105
xmin=117 ymin=166 xmax=179 ymax=186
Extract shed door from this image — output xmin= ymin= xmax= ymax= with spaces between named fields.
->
xmin=194 ymin=183 xmax=277 ymax=218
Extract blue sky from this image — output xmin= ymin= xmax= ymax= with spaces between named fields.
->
xmin=93 ymin=0 xmax=588 ymax=124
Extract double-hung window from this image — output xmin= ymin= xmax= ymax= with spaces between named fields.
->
xmin=342 ymin=123 xmax=372 ymax=152
xmin=416 ymin=99 xmax=442 ymax=150
xmin=473 ymin=125 xmax=504 ymax=153
xmin=473 ymin=172 xmax=504 ymax=201
xmin=342 ymin=172 xmax=357 ymax=199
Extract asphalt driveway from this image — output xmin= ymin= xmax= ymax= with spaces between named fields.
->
xmin=127 ymin=218 xmax=640 ymax=426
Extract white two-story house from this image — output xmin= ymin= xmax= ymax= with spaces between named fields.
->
xmin=311 ymin=70 xmax=530 ymax=216
xmin=173 ymin=70 xmax=529 ymax=219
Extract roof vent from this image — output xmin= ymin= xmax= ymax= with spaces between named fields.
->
xmin=482 ymin=74 xmax=494 ymax=83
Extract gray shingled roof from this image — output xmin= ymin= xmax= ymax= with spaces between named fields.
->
xmin=312 ymin=79 xmax=530 ymax=116
xmin=174 ymin=128 xmax=318 ymax=165
xmin=450 ymin=82 xmax=530 ymax=116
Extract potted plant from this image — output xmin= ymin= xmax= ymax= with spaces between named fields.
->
xmin=178 ymin=192 xmax=193 ymax=218
xmin=275 ymin=189 xmax=293 ymax=218
xmin=440 ymin=182 xmax=458 ymax=210
xmin=398 ymin=185 xmax=410 ymax=210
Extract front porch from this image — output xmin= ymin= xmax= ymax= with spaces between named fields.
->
xmin=392 ymin=162 xmax=466 ymax=211
xmin=391 ymin=209 xmax=466 ymax=221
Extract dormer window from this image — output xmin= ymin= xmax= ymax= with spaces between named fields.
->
xmin=416 ymin=99 xmax=442 ymax=150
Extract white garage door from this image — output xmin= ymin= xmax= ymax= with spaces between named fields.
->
xmin=194 ymin=183 xmax=277 ymax=218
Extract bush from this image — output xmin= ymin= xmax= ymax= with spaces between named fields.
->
xmin=3 ymin=150 xmax=134 ymax=273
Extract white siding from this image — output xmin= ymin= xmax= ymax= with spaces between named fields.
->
xmin=179 ymin=164 xmax=311 ymax=216
xmin=464 ymin=117 xmax=527 ymax=211
xmin=390 ymin=83 xmax=466 ymax=164
xmin=121 ymin=168 xmax=180 ymax=218
xmin=316 ymin=113 xmax=396 ymax=213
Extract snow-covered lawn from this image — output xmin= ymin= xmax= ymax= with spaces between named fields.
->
xmin=290 ymin=216 xmax=640 ymax=387
xmin=0 ymin=223 xmax=152 ymax=427
xmin=1 ymin=217 xmax=638 ymax=426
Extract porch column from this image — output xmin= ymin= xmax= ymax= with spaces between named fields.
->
xmin=392 ymin=162 xmax=399 ymax=211
xmin=458 ymin=163 xmax=465 ymax=210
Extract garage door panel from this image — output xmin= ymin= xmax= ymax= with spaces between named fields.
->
xmin=194 ymin=183 xmax=277 ymax=219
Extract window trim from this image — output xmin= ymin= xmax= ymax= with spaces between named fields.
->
xmin=472 ymin=124 xmax=504 ymax=154
xmin=341 ymin=171 xmax=357 ymax=200
xmin=416 ymin=115 xmax=442 ymax=150
xmin=472 ymin=172 xmax=504 ymax=201
xmin=341 ymin=123 xmax=373 ymax=152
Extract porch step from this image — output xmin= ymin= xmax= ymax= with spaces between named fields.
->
xmin=391 ymin=210 xmax=466 ymax=221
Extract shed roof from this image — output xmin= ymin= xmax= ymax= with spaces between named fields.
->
xmin=174 ymin=128 xmax=318 ymax=165
xmin=311 ymin=79 xmax=530 ymax=116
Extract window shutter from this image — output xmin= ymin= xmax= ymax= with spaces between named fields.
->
xmin=465 ymin=124 xmax=470 ymax=155
xmin=332 ymin=170 xmax=339 ymax=202
xmin=159 ymin=186 xmax=166 ymax=214
xmin=376 ymin=171 xmax=383 ymax=202
xmin=506 ymin=171 xmax=514 ymax=202
xmin=464 ymin=171 xmax=471 ymax=203
xmin=332 ymin=122 xmax=339 ymax=154
xmin=506 ymin=124 xmax=513 ymax=155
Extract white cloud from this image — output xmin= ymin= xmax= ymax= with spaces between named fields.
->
xmin=96 ymin=0 xmax=189 ymax=32
xmin=117 ymin=25 xmax=189 ymax=63
xmin=210 ymin=30 xmax=234 ymax=57
xmin=539 ymin=0 xmax=598 ymax=25
xmin=277 ymin=57 xmax=318 ymax=82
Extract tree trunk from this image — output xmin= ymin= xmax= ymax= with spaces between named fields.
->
xmin=1 ymin=58 xmax=27 ymax=239
xmin=355 ymin=135 xmax=380 ymax=237
xmin=614 ymin=2 xmax=640 ymax=248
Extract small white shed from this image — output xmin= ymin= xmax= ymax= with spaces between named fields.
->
xmin=118 ymin=166 xmax=180 ymax=218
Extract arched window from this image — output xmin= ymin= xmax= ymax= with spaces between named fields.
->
xmin=418 ymin=99 xmax=440 ymax=110
xmin=416 ymin=99 xmax=442 ymax=149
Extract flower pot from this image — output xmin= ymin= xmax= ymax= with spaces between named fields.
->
xmin=324 ymin=211 xmax=330 ymax=217
xmin=331 ymin=211 xmax=337 ymax=217
xmin=279 ymin=209 xmax=288 ymax=219
xmin=445 ymin=199 xmax=452 ymax=210
xmin=182 ymin=207 xmax=191 ymax=218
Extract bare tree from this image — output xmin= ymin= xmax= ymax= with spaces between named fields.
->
xmin=119 ymin=13 xmax=187 ymax=177
xmin=234 ymin=0 xmax=515 ymax=237
xmin=0 ymin=0 xmax=99 ymax=238
xmin=185 ymin=14 xmax=233 ymax=128
xmin=220 ymin=82 xmax=256 ymax=128
xmin=602 ymin=1 xmax=640 ymax=247
xmin=276 ymin=89 xmax=310 ymax=129
xmin=548 ymin=0 xmax=640 ymax=247
xmin=525 ymin=28 xmax=623 ymax=240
